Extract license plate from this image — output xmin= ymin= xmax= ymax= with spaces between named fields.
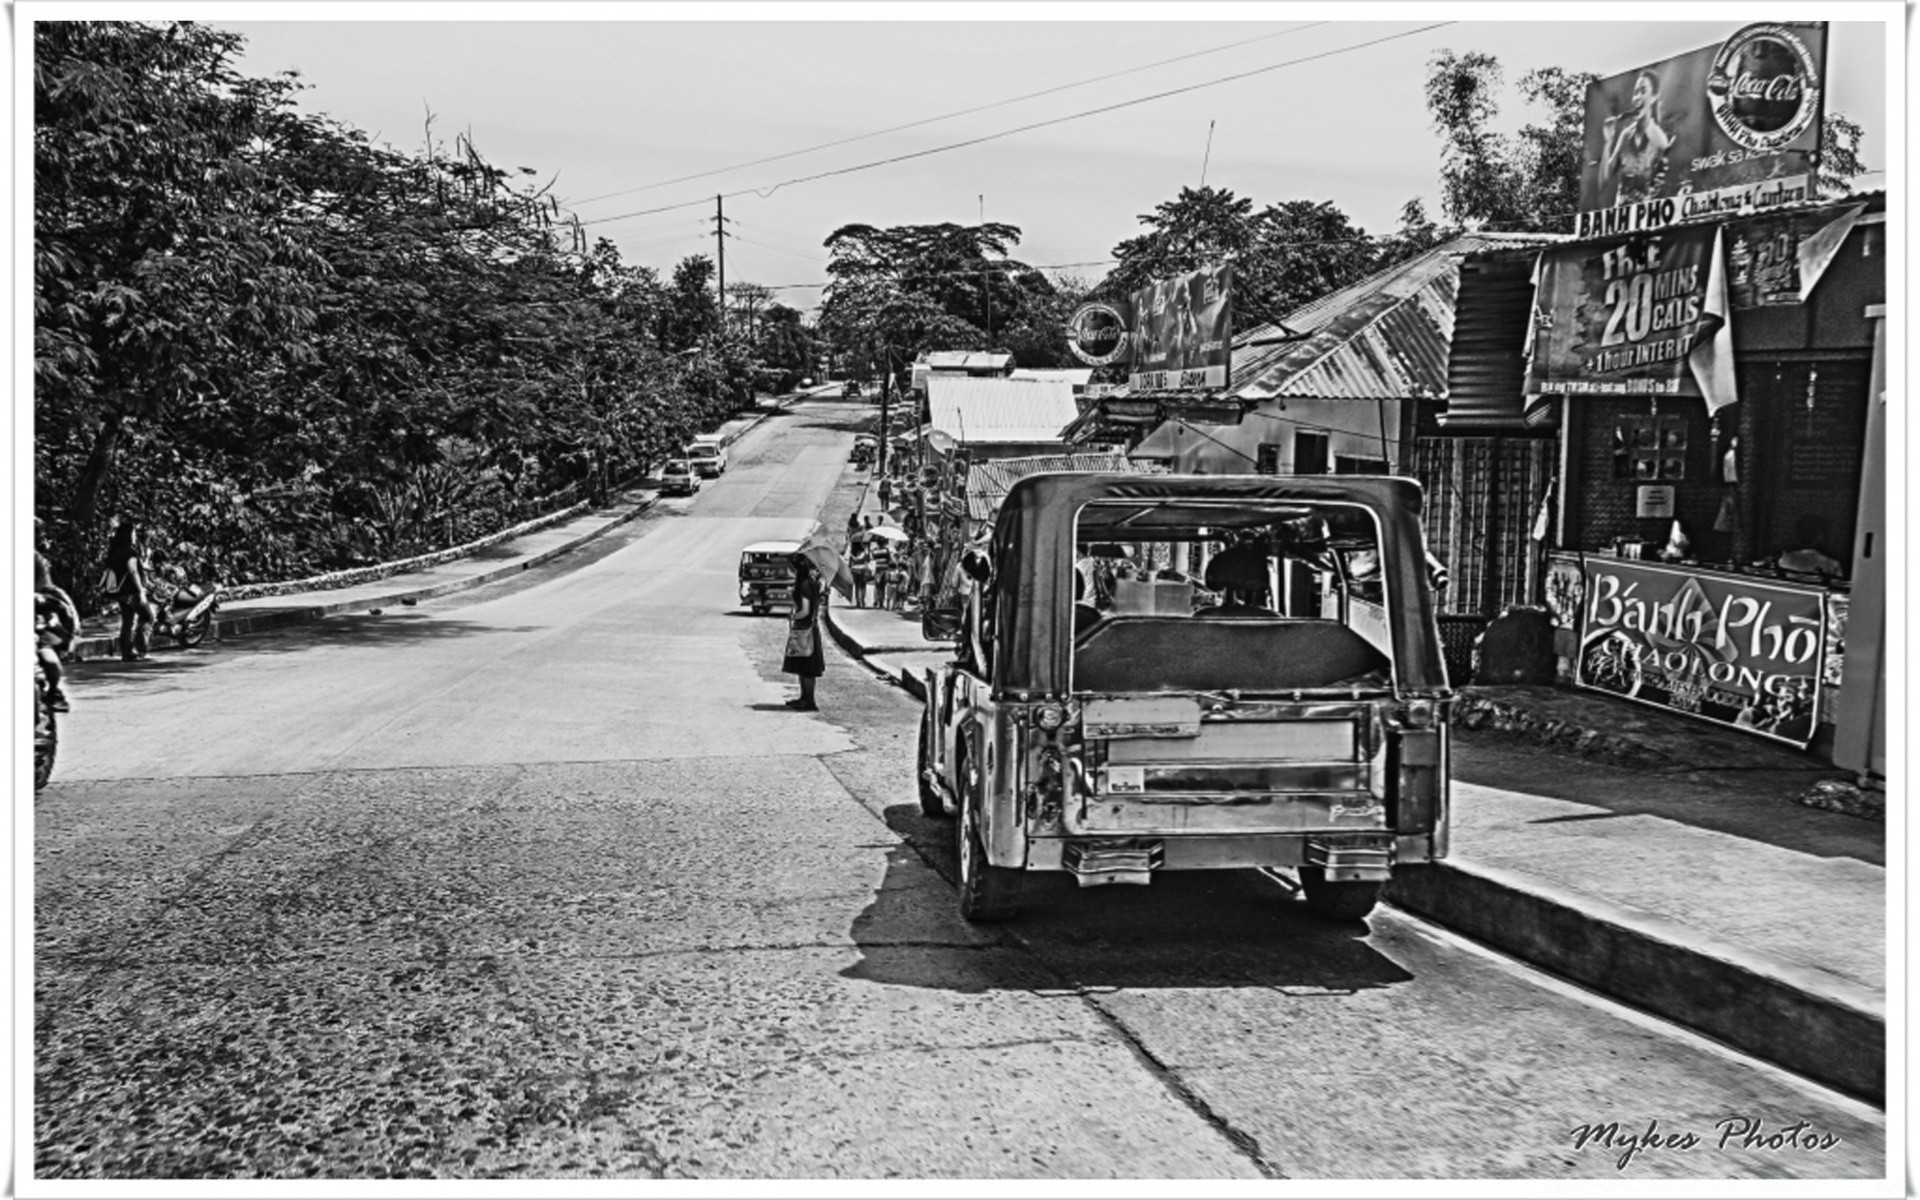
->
xmin=767 ymin=589 xmax=791 ymax=601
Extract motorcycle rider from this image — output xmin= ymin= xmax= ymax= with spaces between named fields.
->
xmin=33 ymin=522 xmax=79 ymax=711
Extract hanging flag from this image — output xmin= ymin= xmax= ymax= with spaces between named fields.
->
xmin=1686 ymin=227 xmax=1740 ymax=416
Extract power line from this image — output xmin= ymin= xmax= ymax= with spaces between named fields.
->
xmin=579 ymin=22 xmax=1455 ymax=230
xmin=568 ymin=23 xmax=1328 ymax=206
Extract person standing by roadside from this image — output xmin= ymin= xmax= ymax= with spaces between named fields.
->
xmin=100 ymin=515 xmax=152 ymax=662
xmin=782 ymin=552 xmax=826 ymax=711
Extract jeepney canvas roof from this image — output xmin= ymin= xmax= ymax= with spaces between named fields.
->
xmin=741 ymin=541 xmax=801 ymax=554
xmin=986 ymin=473 xmax=1444 ymax=694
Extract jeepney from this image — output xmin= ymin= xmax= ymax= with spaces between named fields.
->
xmin=917 ymin=473 xmax=1453 ymax=923
xmin=739 ymin=540 xmax=800 ymax=615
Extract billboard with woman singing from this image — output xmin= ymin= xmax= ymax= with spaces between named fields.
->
xmin=1576 ymin=22 xmax=1826 ymax=237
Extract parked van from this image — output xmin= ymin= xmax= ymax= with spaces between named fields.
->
xmin=687 ymin=435 xmax=728 ymax=478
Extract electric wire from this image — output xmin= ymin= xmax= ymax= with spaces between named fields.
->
xmin=578 ymin=22 xmax=1455 ymax=230
xmin=570 ymin=23 xmax=1329 ymax=205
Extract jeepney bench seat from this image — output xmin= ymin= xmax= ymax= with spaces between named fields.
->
xmin=1072 ymin=615 xmax=1390 ymax=693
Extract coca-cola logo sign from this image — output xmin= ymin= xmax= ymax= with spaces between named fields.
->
xmin=1066 ymin=302 xmax=1130 ymax=366
xmin=1707 ymin=24 xmax=1821 ymax=152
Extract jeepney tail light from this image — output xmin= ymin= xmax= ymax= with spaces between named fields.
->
xmin=1035 ymin=702 xmax=1066 ymax=732
xmin=1390 ymin=730 xmax=1444 ymax=834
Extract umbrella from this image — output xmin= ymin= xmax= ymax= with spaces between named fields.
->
xmin=868 ymin=525 xmax=909 ymax=542
xmin=796 ymin=526 xmax=855 ymax=598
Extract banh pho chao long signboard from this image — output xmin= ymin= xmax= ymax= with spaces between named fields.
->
xmin=1575 ymin=22 xmax=1826 ymax=237
xmin=1576 ymin=558 xmax=1826 ymax=747
xmin=1526 ymin=222 xmax=1738 ymax=414
xmin=1128 ymin=263 xmax=1231 ymax=391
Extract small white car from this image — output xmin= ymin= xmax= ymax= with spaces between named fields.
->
xmin=687 ymin=436 xmax=728 ymax=478
xmin=660 ymin=459 xmax=701 ymax=496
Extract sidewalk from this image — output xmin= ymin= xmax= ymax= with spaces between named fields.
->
xmin=72 ymin=392 xmax=814 ymax=663
xmin=822 ymin=598 xmax=1887 ymax=1105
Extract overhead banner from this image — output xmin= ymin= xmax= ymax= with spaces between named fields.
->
xmin=1575 ymin=22 xmax=1827 ymax=237
xmin=1128 ymin=263 xmax=1231 ymax=391
xmin=1525 ymin=223 xmax=1738 ymax=413
xmin=1725 ymin=202 xmax=1866 ymax=309
xmin=1576 ymin=558 xmax=1826 ymax=747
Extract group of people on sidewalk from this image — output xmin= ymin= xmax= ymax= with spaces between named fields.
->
xmin=843 ymin=512 xmax=919 ymax=612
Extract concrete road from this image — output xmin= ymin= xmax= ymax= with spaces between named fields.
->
xmin=33 ymin=400 xmax=1885 ymax=1182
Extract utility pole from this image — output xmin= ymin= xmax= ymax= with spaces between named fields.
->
xmin=878 ymin=343 xmax=891 ymax=482
xmin=712 ymin=195 xmax=732 ymax=334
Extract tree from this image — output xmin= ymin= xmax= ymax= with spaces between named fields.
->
xmin=1100 ymin=186 xmax=1383 ymax=330
xmin=34 ymin=21 xmax=323 ymax=577
xmin=1817 ymin=113 xmax=1868 ymax=197
xmin=818 ymin=220 xmax=1063 ymax=372
xmin=660 ymin=254 xmax=719 ymax=351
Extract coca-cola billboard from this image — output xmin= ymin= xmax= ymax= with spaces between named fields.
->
xmin=1575 ymin=22 xmax=1826 ymax=238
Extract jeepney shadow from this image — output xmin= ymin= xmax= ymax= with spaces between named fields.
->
xmin=840 ymin=803 xmax=1415 ymax=996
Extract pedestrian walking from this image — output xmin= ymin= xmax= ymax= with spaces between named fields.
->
xmin=848 ymin=542 xmax=873 ymax=608
xmin=885 ymin=559 xmax=909 ymax=611
xmin=100 ymin=515 xmax=153 ymax=662
xmin=782 ymin=552 xmax=826 ymax=711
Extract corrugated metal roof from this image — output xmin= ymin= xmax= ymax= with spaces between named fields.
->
xmin=966 ymin=453 xmax=1144 ymax=522
xmin=1010 ymin=367 xmax=1094 ymax=387
xmin=1228 ymin=231 xmax=1565 ymax=404
xmin=927 ymin=376 xmax=1081 ymax=444
xmin=922 ymin=350 xmax=1014 ymax=372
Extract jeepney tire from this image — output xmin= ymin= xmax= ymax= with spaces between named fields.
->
xmin=916 ymin=705 xmax=948 ymax=819
xmin=956 ymin=736 xmax=1022 ymax=923
xmin=1297 ymin=868 xmax=1382 ymax=921
xmin=753 ymin=605 xmax=768 ymax=616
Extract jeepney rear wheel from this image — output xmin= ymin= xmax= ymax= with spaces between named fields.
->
xmin=956 ymin=733 xmax=1021 ymax=923
xmin=1297 ymin=868 xmax=1382 ymax=921
xmin=916 ymin=702 xmax=947 ymax=819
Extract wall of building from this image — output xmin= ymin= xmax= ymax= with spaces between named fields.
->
xmin=1157 ymin=398 xmax=1404 ymax=475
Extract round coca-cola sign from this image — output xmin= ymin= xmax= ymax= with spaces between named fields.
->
xmin=1066 ymin=302 xmax=1130 ymax=366
xmin=1706 ymin=24 xmax=1821 ymax=152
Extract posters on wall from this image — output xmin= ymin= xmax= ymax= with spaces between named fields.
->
xmin=1525 ymin=222 xmax=1738 ymax=413
xmin=1576 ymin=557 xmax=1826 ymax=747
xmin=1128 ymin=263 xmax=1232 ymax=391
xmin=1575 ymin=22 xmax=1827 ymax=237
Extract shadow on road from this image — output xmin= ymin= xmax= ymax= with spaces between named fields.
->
xmin=840 ymin=803 xmax=1416 ymax=996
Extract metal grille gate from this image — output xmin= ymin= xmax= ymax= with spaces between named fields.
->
xmin=1408 ymin=435 xmax=1555 ymax=618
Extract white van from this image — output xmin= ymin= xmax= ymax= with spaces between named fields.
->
xmin=686 ymin=435 xmax=728 ymax=478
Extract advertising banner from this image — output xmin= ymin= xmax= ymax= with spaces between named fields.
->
xmin=1065 ymin=300 xmax=1133 ymax=366
xmin=1128 ymin=263 xmax=1231 ymax=391
xmin=1725 ymin=202 xmax=1866 ymax=309
xmin=1576 ymin=558 xmax=1826 ymax=747
xmin=1526 ymin=223 xmax=1737 ymax=412
xmin=1575 ymin=23 xmax=1826 ymax=237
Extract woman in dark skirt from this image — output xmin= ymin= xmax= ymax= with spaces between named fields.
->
xmin=782 ymin=553 xmax=826 ymax=710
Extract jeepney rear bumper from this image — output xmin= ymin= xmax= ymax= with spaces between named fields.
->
xmin=1022 ymin=832 xmax=1441 ymax=875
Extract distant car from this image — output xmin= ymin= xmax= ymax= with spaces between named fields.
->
xmin=660 ymin=459 xmax=701 ymax=496
xmin=686 ymin=435 xmax=728 ymax=478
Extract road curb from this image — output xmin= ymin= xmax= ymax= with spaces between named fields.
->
xmin=1385 ymin=858 xmax=1884 ymax=1104
xmin=824 ymin=604 xmax=1883 ymax=1104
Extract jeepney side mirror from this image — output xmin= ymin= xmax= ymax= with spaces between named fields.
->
xmin=959 ymin=548 xmax=993 ymax=584
xmin=921 ymin=606 xmax=965 ymax=643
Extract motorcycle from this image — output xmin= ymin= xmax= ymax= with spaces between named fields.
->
xmin=34 ymin=655 xmax=57 ymax=791
xmin=150 ymin=569 xmax=224 ymax=648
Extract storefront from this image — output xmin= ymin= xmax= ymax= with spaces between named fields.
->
xmin=1526 ymin=195 xmax=1884 ymax=759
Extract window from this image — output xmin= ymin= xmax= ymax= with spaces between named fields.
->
xmin=1294 ymin=432 xmax=1329 ymax=475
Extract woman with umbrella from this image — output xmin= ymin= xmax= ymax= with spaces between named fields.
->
xmin=783 ymin=552 xmax=827 ymax=710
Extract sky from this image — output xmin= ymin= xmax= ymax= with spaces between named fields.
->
xmin=188 ymin=5 xmax=1892 ymax=316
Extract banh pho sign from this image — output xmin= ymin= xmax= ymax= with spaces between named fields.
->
xmin=1526 ymin=222 xmax=1738 ymax=414
xmin=1575 ymin=22 xmax=1826 ymax=237
xmin=1128 ymin=263 xmax=1232 ymax=391
xmin=1576 ymin=558 xmax=1826 ymax=747
xmin=1065 ymin=301 xmax=1131 ymax=366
